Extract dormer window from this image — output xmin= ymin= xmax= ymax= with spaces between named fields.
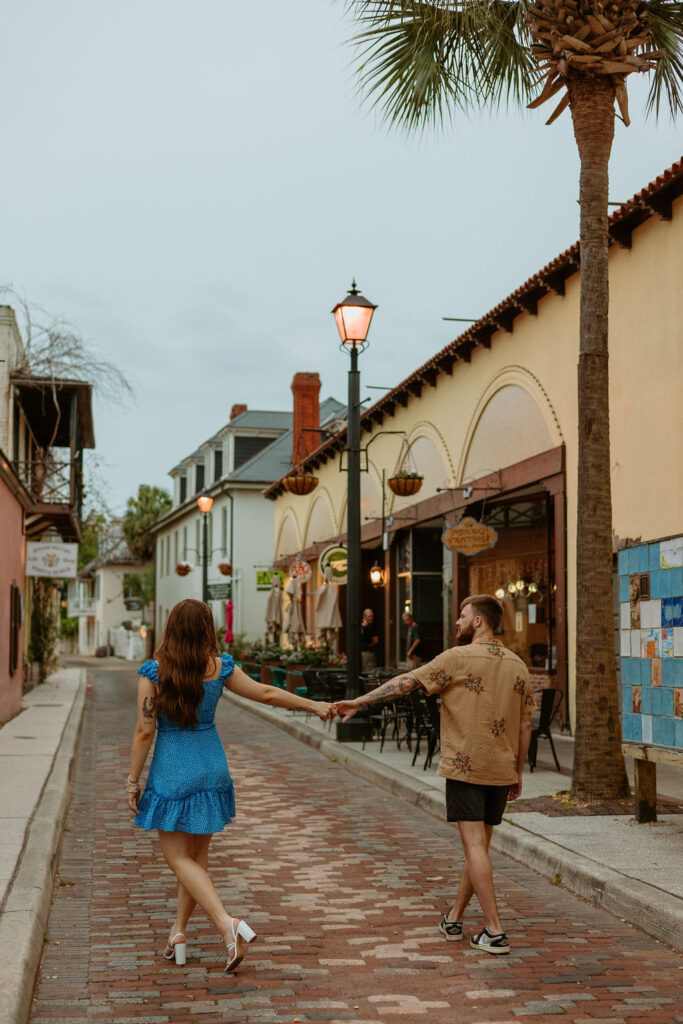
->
xmin=195 ymin=463 xmax=205 ymax=494
xmin=214 ymin=449 xmax=223 ymax=481
xmin=179 ymin=475 xmax=187 ymax=504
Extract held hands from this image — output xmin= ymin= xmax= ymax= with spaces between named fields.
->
xmin=335 ymin=698 xmax=361 ymax=723
xmin=314 ymin=701 xmax=338 ymax=722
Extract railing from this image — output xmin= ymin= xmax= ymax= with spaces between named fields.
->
xmin=68 ymin=596 xmax=96 ymax=617
xmin=12 ymin=458 xmax=76 ymax=506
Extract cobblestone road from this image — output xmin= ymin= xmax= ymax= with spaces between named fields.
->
xmin=30 ymin=662 xmax=682 ymax=1024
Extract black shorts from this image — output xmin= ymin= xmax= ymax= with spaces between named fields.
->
xmin=445 ymin=779 xmax=510 ymax=826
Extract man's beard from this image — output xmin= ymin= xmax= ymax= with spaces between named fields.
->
xmin=456 ymin=622 xmax=475 ymax=645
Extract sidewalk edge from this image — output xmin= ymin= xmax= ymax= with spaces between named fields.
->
xmin=225 ymin=694 xmax=683 ymax=952
xmin=0 ymin=669 xmax=87 ymax=1024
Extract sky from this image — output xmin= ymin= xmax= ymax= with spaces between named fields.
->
xmin=2 ymin=1 xmax=681 ymax=514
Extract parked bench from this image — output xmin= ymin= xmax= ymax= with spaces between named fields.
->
xmin=621 ymin=742 xmax=682 ymax=823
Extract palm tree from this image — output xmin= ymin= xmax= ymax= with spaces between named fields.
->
xmin=345 ymin=0 xmax=683 ymax=800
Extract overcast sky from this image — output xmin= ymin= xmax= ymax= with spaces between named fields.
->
xmin=2 ymin=1 xmax=681 ymax=514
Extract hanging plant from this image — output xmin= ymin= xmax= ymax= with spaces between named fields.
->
xmin=175 ymin=562 xmax=192 ymax=576
xmin=388 ymin=471 xmax=423 ymax=497
xmin=217 ymin=562 xmax=233 ymax=576
xmin=283 ymin=472 xmax=319 ymax=496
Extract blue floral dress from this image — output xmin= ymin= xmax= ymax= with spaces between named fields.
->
xmin=135 ymin=654 xmax=236 ymax=834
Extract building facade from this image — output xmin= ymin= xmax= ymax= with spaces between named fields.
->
xmin=266 ymin=158 xmax=683 ymax=739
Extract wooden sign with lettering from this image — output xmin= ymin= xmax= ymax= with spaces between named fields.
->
xmin=441 ymin=518 xmax=498 ymax=556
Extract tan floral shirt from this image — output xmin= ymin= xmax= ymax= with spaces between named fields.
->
xmin=413 ymin=637 xmax=534 ymax=786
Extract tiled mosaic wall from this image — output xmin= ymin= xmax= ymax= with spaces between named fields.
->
xmin=619 ymin=536 xmax=683 ymax=748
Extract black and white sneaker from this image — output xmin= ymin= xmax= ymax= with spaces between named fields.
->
xmin=470 ymin=927 xmax=511 ymax=955
xmin=438 ymin=913 xmax=463 ymax=941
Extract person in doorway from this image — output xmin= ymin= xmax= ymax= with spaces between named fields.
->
xmin=360 ymin=608 xmax=380 ymax=670
xmin=336 ymin=594 xmax=533 ymax=955
xmin=402 ymin=611 xmax=423 ymax=668
xmin=126 ymin=599 xmax=335 ymax=973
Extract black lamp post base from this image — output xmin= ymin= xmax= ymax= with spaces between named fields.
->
xmin=336 ymin=717 xmax=372 ymax=744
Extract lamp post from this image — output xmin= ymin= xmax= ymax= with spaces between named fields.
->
xmin=197 ymin=494 xmax=214 ymax=603
xmin=331 ymin=279 xmax=377 ymax=740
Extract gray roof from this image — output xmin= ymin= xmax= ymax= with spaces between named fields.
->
xmin=227 ymin=409 xmax=291 ymax=430
xmin=226 ymin=397 xmax=345 ymax=483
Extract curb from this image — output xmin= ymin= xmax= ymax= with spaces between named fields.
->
xmin=225 ymin=693 xmax=683 ymax=951
xmin=0 ymin=669 xmax=87 ymax=1024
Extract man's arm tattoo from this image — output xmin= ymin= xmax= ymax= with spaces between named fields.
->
xmin=364 ymin=674 xmax=419 ymax=706
xmin=142 ymin=695 xmax=157 ymax=724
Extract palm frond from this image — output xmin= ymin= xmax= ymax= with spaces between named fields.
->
xmin=348 ymin=1 xmax=533 ymax=131
xmin=643 ymin=0 xmax=683 ymax=117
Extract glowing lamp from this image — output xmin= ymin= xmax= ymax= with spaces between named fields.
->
xmin=197 ymin=494 xmax=214 ymax=514
xmin=369 ymin=561 xmax=385 ymax=588
xmin=507 ymin=582 xmax=517 ymax=595
xmin=495 ymin=587 xmax=506 ymax=601
xmin=331 ymin=279 xmax=377 ymax=346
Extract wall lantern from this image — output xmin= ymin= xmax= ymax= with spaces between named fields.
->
xmin=331 ymin=279 xmax=377 ymax=347
xmin=369 ymin=561 xmax=386 ymax=589
xmin=197 ymin=494 xmax=214 ymax=514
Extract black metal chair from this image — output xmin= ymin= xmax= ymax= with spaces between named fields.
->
xmin=409 ymin=689 xmax=440 ymax=770
xmin=314 ymin=670 xmax=349 ymax=729
xmin=528 ymin=687 xmax=564 ymax=772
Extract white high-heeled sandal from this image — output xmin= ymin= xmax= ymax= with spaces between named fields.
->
xmin=224 ymin=918 xmax=257 ymax=973
xmin=163 ymin=932 xmax=187 ymax=965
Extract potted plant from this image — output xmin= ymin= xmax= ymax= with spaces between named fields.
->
xmin=387 ymin=471 xmax=423 ymax=497
xmin=217 ymin=562 xmax=233 ymax=576
xmin=175 ymin=562 xmax=192 ymax=576
xmin=283 ymin=472 xmax=319 ymax=496
xmin=259 ymin=644 xmax=286 ymax=685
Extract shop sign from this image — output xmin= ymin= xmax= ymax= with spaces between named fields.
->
xmin=256 ymin=569 xmax=285 ymax=591
xmin=26 ymin=541 xmax=78 ymax=578
xmin=441 ymin=518 xmax=498 ymax=556
xmin=207 ymin=582 xmax=232 ymax=600
xmin=319 ymin=544 xmax=348 ymax=585
xmin=289 ymin=560 xmax=312 ymax=583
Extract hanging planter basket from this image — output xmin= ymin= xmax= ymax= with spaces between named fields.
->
xmin=175 ymin=562 xmax=192 ymax=576
xmin=283 ymin=473 xmax=319 ymax=496
xmin=388 ymin=474 xmax=423 ymax=497
xmin=217 ymin=562 xmax=233 ymax=576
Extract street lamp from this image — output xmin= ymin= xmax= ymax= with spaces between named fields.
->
xmin=197 ymin=494 xmax=214 ymax=602
xmin=331 ymin=279 xmax=377 ymax=740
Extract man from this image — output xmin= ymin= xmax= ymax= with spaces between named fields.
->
xmin=337 ymin=594 xmax=533 ymax=955
xmin=402 ymin=611 xmax=422 ymax=669
xmin=360 ymin=608 xmax=379 ymax=671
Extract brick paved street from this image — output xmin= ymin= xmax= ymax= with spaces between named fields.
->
xmin=30 ymin=662 xmax=682 ymax=1024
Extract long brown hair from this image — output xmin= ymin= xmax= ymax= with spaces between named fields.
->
xmin=155 ymin=599 xmax=218 ymax=728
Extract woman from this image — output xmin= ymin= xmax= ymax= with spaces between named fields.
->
xmin=126 ymin=599 xmax=335 ymax=972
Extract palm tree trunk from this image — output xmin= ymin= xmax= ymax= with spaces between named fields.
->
xmin=568 ymin=77 xmax=630 ymax=801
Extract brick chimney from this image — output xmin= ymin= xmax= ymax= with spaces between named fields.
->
xmin=230 ymin=403 xmax=247 ymax=420
xmin=291 ymin=373 xmax=321 ymax=465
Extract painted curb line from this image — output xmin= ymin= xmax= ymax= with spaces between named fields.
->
xmin=0 ymin=670 xmax=87 ymax=1024
xmin=225 ymin=692 xmax=683 ymax=951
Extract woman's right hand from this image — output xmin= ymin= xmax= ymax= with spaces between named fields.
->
xmin=313 ymin=701 xmax=336 ymax=722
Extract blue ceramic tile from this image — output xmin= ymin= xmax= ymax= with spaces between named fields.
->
xmin=641 ymin=659 xmax=653 ymax=685
xmin=662 ymin=659 xmax=676 ymax=685
xmin=650 ymin=688 xmax=661 ymax=715
xmin=674 ymin=659 xmax=683 ymax=684
xmin=650 ymin=571 xmax=661 ymax=600
xmin=641 ymin=688 xmax=652 ymax=714
xmin=630 ymin=715 xmax=642 ymax=742
xmin=671 ymin=567 xmax=683 ymax=596
xmin=674 ymin=718 xmax=683 ymax=750
xmin=653 ymin=716 xmax=674 ymax=746
xmin=619 ymin=575 xmax=630 ymax=603
xmin=619 ymin=549 xmax=630 ymax=575
xmin=641 ymin=714 xmax=653 ymax=744
xmin=660 ymin=570 xmax=674 ymax=598
xmin=621 ymin=685 xmax=632 ymax=710
xmin=649 ymin=544 xmax=660 ymax=571
xmin=661 ymin=688 xmax=674 ymax=716
xmin=621 ymin=713 xmax=632 ymax=740
xmin=627 ymin=548 xmax=639 ymax=574
xmin=662 ymin=597 xmax=675 ymax=626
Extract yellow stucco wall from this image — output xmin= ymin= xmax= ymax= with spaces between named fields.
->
xmin=271 ymin=194 xmax=683 ymax=728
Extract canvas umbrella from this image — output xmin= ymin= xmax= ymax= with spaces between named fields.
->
xmin=223 ymin=599 xmax=234 ymax=645
xmin=283 ymin=578 xmax=305 ymax=647
xmin=265 ymin=575 xmax=283 ymax=645
xmin=315 ymin=564 xmax=342 ymax=646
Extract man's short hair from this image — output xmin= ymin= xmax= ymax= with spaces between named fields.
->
xmin=461 ymin=594 xmax=503 ymax=632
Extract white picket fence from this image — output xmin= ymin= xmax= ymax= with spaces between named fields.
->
xmin=110 ymin=626 xmax=147 ymax=661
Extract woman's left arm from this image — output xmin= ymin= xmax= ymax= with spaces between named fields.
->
xmin=127 ymin=676 xmax=158 ymax=813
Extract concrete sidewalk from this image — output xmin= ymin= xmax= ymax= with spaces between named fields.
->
xmin=224 ymin=692 xmax=683 ymax=951
xmin=0 ymin=666 xmax=86 ymax=1024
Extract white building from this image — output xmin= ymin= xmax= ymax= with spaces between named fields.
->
xmin=67 ymin=523 xmax=148 ymax=658
xmin=152 ymin=388 xmax=344 ymax=643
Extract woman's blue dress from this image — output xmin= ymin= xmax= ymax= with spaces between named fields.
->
xmin=135 ymin=653 xmax=236 ymax=834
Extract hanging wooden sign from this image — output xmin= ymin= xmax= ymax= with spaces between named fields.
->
xmin=290 ymin=560 xmax=313 ymax=583
xmin=441 ymin=518 xmax=498 ymax=556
